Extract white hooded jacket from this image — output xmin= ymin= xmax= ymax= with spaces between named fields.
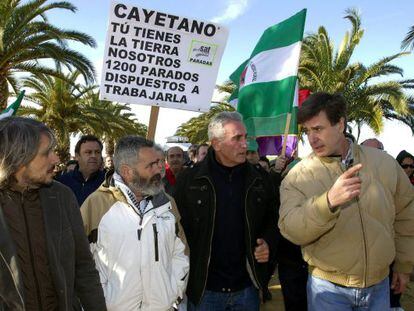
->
xmin=81 ymin=179 xmax=189 ymax=311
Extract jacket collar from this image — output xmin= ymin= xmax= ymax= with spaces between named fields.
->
xmin=209 ymin=148 xmax=247 ymax=177
xmin=316 ymin=141 xmax=360 ymax=167
xmin=194 ymin=147 xmax=262 ymax=186
xmin=71 ymin=165 xmax=102 ymax=182
xmin=193 ymin=147 xmax=215 ymax=179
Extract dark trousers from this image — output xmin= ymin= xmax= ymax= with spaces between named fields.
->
xmin=278 ymin=263 xmax=308 ymax=311
xmin=188 ymin=285 xmax=259 ymax=311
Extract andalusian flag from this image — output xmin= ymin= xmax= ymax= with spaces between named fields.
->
xmin=0 ymin=90 xmax=25 ymax=120
xmin=229 ymin=9 xmax=306 ymax=156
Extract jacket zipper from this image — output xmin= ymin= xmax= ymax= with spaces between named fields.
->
xmin=356 ymin=196 xmax=368 ymax=286
xmin=21 ymin=194 xmax=44 ymax=310
xmin=153 ymin=223 xmax=159 ymax=262
xmin=340 ymin=160 xmax=368 ymax=286
xmin=199 ymin=177 xmax=216 ymax=302
xmin=244 ymin=177 xmax=261 ymax=290
xmin=137 ymin=216 xmax=143 ymax=240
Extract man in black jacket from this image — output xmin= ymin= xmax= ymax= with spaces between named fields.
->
xmin=174 ymin=111 xmax=279 ymax=310
xmin=58 ymin=135 xmax=105 ymax=206
xmin=0 ymin=117 xmax=106 ymax=311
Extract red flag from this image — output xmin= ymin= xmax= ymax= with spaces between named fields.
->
xmin=298 ymin=89 xmax=311 ymax=107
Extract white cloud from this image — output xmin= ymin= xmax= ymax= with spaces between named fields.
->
xmin=211 ymin=0 xmax=249 ymax=24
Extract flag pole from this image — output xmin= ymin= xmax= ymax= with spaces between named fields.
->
xmin=147 ymin=106 xmax=160 ymax=141
xmin=281 ymin=113 xmax=292 ymax=157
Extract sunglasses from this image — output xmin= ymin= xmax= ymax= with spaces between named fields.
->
xmin=401 ymin=164 xmax=414 ymax=169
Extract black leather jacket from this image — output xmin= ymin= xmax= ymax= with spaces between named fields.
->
xmin=173 ymin=148 xmax=279 ymax=305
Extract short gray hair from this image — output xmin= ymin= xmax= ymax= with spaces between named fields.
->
xmin=0 ymin=117 xmax=55 ymax=188
xmin=113 ymin=136 xmax=154 ymax=173
xmin=208 ymin=111 xmax=243 ymax=141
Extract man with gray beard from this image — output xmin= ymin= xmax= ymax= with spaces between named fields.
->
xmin=81 ymin=136 xmax=189 ymax=311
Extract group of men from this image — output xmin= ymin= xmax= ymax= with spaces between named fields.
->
xmin=0 ymin=91 xmax=413 ymax=311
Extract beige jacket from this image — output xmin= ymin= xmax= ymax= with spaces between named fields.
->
xmin=279 ymin=144 xmax=414 ymax=288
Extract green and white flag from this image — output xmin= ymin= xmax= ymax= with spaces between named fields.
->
xmin=230 ymin=9 xmax=306 ymax=138
xmin=0 ymin=90 xmax=25 ymax=120
xmin=228 ymin=59 xmax=248 ymax=108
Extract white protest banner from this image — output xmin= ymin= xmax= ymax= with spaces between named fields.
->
xmin=100 ymin=2 xmax=229 ymax=112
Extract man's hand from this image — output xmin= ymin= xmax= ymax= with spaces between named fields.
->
xmin=254 ymin=239 xmax=269 ymax=263
xmin=273 ymin=157 xmax=287 ymax=173
xmin=391 ymin=272 xmax=410 ymax=294
xmin=327 ymin=164 xmax=362 ymax=209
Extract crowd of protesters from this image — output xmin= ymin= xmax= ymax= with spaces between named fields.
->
xmin=0 ymin=92 xmax=413 ymax=311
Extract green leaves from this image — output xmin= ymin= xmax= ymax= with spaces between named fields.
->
xmin=0 ymin=0 xmax=96 ymax=108
xmin=401 ymin=25 xmax=414 ymax=51
xmin=176 ymin=101 xmax=235 ymax=144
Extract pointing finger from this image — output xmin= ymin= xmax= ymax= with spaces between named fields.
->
xmin=343 ymin=164 xmax=362 ymax=178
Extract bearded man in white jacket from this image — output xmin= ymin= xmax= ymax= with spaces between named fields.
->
xmin=81 ymin=135 xmax=189 ymax=311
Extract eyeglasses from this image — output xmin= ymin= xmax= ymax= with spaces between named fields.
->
xmin=401 ymin=164 xmax=414 ymax=169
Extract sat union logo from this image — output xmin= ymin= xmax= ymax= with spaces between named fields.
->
xmin=188 ymin=40 xmax=218 ymax=66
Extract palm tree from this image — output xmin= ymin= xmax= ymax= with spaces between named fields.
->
xmin=215 ymin=80 xmax=236 ymax=96
xmin=299 ymin=8 xmax=410 ymax=139
xmin=402 ymin=25 xmax=414 ymax=50
xmin=81 ymin=91 xmax=147 ymax=156
xmin=19 ymin=71 xmax=146 ymax=162
xmin=385 ymin=79 xmax=414 ymax=134
xmin=175 ymin=81 xmax=236 ymax=143
xmin=175 ymin=102 xmax=235 ymax=144
xmin=0 ymin=0 xmax=96 ymax=109
xmin=19 ymin=70 xmax=93 ymax=160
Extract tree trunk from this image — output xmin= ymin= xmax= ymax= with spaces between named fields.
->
xmin=0 ymin=76 xmax=9 ymax=110
xmin=105 ymin=137 xmax=115 ymax=157
xmin=55 ymin=144 xmax=70 ymax=164
xmin=53 ymin=131 xmax=71 ymax=164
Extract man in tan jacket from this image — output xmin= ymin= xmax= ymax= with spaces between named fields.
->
xmin=279 ymin=92 xmax=414 ymax=311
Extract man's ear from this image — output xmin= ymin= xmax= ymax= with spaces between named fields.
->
xmin=211 ymin=138 xmax=221 ymax=152
xmin=119 ymin=164 xmax=132 ymax=183
xmin=74 ymin=153 xmax=80 ymax=161
xmin=338 ymin=117 xmax=345 ymax=133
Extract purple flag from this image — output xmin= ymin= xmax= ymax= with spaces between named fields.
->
xmin=256 ymin=136 xmax=298 ymax=158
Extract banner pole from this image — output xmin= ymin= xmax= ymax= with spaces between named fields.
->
xmin=281 ymin=113 xmax=292 ymax=157
xmin=147 ymin=106 xmax=160 ymax=141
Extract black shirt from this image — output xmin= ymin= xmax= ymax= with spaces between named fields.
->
xmin=206 ymin=155 xmax=252 ymax=292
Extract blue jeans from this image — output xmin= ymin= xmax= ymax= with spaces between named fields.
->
xmin=307 ymin=275 xmax=390 ymax=311
xmin=187 ymin=285 xmax=260 ymax=311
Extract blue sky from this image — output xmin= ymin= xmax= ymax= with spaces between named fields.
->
xmin=52 ymin=0 xmax=414 ymax=82
xmin=47 ymin=0 xmax=414 ymax=156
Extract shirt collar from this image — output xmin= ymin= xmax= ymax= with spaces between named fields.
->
xmin=341 ymin=139 xmax=354 ymax=170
